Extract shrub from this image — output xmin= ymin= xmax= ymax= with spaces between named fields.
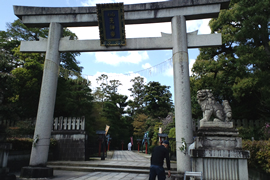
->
xmin=6 ymin=137 xmax=57 ymax=151
xmin=168 ymin=128 xmax=176 ymax=154
xmin=262 ymin=123 xmax=270 ymax=140
xmin=237 ymin=126 xmax=263 ymax=140
xmin=6 ymin=120 xmax=35 ymax=137
xmin=243 ymin=140 xmax=270 ymax=173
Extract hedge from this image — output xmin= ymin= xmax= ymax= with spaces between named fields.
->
xmin=243 ymin=140 xmax=270 ymax=174
xmin=6 ymin=137 xmax=57 ymax=151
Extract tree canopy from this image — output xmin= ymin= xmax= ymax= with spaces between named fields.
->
xmin=191 ymin=0 xmax=270 ymax=120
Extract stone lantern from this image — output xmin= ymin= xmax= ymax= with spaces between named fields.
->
xmin=136 ymin=139 xmax=142 ymax=152
xmin=158 ymin=133 xmax=168 ymax=145
xmin=96 ymin=131 xmax=106 ymax=160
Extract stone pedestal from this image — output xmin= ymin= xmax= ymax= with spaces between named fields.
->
xmin=20 ymin=167 xmax=53 ymax=178
xmin=191 ymin=125 xmax=250 ymax=180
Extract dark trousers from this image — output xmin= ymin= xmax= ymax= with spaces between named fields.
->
xmin=149 ymin=165 xmax=166 ymax=180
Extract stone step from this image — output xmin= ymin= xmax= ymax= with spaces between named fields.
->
xmin=48 ymin=165 xmax=149 ymax=174
xmin=47 ymin=161 xmax=177 ymax=171
xmin=47 ymin=162 xmax=149 ymax=170
xmin=48 ymin=165 xmax=178 ymax=175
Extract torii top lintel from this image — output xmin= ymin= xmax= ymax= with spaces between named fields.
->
xmin=13 ymin=0 xmax=230 ymax=28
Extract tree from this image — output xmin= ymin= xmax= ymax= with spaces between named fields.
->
xmin=94 ymin=74 xmax=131 ymax=148
xmin=0 ymin=32 xmax=18 ymax=120
xmin=144 ymin=81 xmax=173 ymax=119
xmin=128 ymin=76 xmax=146 ymax=116
xmin=132 ymin=114 xmax=148 ymax=137
xmin=191 ymin=0 xmax=270 ymax=119
xmin=0 ymin=19 xmax=93 ymax=122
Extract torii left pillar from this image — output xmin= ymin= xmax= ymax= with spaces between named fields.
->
xmin=21 ymin=22 xmax=62 ymax=178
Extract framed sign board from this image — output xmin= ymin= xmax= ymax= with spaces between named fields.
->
xmin=96 ymin=3 xmax=126 ymax=46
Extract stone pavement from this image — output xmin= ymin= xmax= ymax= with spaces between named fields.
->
xmin=15 ymin=150 xmax=177 ymax=180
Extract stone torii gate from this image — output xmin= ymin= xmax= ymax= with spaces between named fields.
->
xmin=14 ymin=0 xmax=230 ymax=177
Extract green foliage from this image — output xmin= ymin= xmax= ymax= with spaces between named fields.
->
xmin=0 ymin=32 xmax=19 ymax=121
xmin=179 ymin=138 xmax=187 ymax=153
xmin=6 ymin=137 xmax=57 ymax=151
xmin=6 ymin=121 xmax=35 ymax=137
xmin=92 ymin=74 xmax=131 ymax=148
xmin=133 ymin=114 xmax=148 ymax=137
xmin=237 ymin=126 xmax=264 ymax=140
xmin=243 ymin=140 xmax=270 ymax=173
xmin=168 ymin=128 xmax=176 ymax=153
xmin=128 ymin=76 xmax=146 ymax=116
xmin=144 ymin=81 xmax=173 ymax=119
xmin=0 ymin=19 xmax=88 ymax=119
xmin=191 ymin=0 xmax=270 ymax=120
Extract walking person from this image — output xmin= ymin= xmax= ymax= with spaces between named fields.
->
xmin=128 ymin=142 xmax=132 ymax=151
xmin=149 ymin=140 xmax=171 ymax=180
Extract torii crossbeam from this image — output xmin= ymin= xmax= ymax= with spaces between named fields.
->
xmin=14 ymin=0 xmax=230 ymax=178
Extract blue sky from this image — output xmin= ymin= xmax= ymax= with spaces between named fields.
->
xmin=1 ymin=0 xmax=212 ymax=103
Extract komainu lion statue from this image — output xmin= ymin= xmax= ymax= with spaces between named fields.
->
xmin=197 ymin=89 xmax=232 ymax=123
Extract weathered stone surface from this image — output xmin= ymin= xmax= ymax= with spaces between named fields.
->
xmin=196 ymin=128 xmax=239 ymax=136
xmin=197 ymin=89 xmax=233 ymax=125
xmin=191 ymin=149 xmax=250 ymax=159
xmin=195 ymin=136 xmax=242 ymax=149
xmin=172 ymin=15 xmax=192 ymax=173
xmin=29 ymin=22 xmax=62 ymax=167
xmin=200 ymin=121 xmax=233 ymax=129
xmin=192 ymin=158 xmax=249 ymax=180
xmin=13 ymin=0 xmax=230 ymax=27
xmin=14 ymin=0 xmax=230 ymax=17
xmin=20 ymin=33 xmax=222 ymax=53
xmin=51 ymin=132 xmax=86 ymax=161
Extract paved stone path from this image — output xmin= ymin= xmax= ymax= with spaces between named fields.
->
xmin=65 ymin=171 xmax=149 ymax=180
xmin=16 ymin=151 xmax=175 ymax=180
xmin=60 ymin=151 xmax=151 ymax=180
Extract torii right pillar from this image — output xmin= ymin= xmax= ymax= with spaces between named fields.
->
xmin=172 ymin=15 xmax=193 ymax=173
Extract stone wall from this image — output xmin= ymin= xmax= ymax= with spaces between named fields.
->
xmin=51 ymin=116 xmax=87 ymax=161
xmin=51 ymin=132 xmax=86 ymax=161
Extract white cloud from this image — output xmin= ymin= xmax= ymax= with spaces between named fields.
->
xmin=198 ymin=19 xmax=211 ymax=34
xmin=125 ymin=23 xmax=171 ymax=38
xmin=141 ymin=63 xmax=158 ymax=75
xmin=68 ymin=27 xmax=99 ymax=40
xmin=189 ymin=59 xmax=196 ymax=76
xmin=86 ymin=72 xmax=147 ymax=99
xmin=186 ymin=19 xmax=211 ymax=34
xmin=164 ymin=67 xmax=173 ymax=77
xmin=142 ymin=63 xmax=152 ymax=69
xmin=163 ymin=59 xmax=196 ymax=77
xmin=94 ymin=51 xmax=149 ymax=66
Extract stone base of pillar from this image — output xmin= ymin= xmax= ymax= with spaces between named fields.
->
xmin=191 ymin=128 xmax=250 ymax=180
xmin=20 ymin=166 xmax=53 ymax=178
xmin=0 ymin=173 xmax=16 ymax=180
xmin=0 ymin=167 xmax=9 ymax=174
